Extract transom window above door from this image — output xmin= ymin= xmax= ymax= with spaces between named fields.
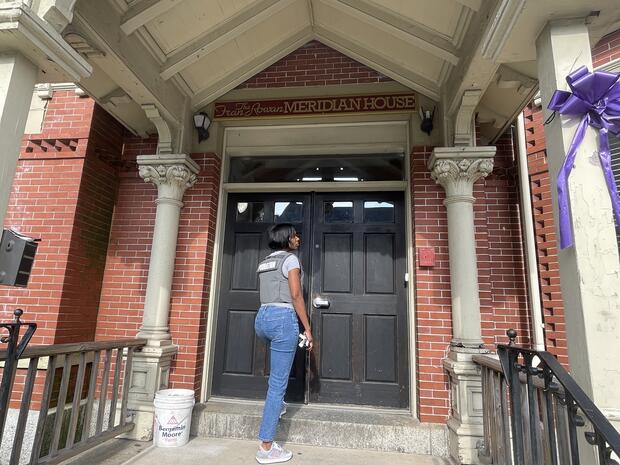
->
xmin=228 ymin=154 xmax=404 ymax=183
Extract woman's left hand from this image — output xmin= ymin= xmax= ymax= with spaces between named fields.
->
xmin=304 ymin=329 xmax=314 ymax=351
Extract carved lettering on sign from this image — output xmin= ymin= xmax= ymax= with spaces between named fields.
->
xmin=213 ymin=94 xmax=415 ymax=119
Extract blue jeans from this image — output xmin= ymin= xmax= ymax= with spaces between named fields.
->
xmin=255 ymin=305 xmax=299 ymax=442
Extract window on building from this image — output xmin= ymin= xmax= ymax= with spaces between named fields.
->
xmin=227 ymin=154 xmax=404 ymax=183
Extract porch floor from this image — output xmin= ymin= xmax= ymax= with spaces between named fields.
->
xmin=64 ymin=437 xmax=452 ymax=465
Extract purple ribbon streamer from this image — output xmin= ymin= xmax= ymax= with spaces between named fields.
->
xmin=547 ymin=66 xmax=620 ymax=249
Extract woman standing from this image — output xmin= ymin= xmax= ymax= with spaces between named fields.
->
xmin=254 ymin=223 xmax=313 ymax=464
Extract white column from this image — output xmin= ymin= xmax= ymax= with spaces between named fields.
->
xmin=429 ymin=146 xmax=495 ymax=465
xmin=429 ymin=147 xmax=495 ymax=349
xmin=536 ymin=19 xmax=620 ymax=439
xmin=126 ymin=154 xmax=199 ymax=441
xmin=0 ymin=54 xmax=38 ymax=228
xmin=137 ymin=154 xmax=199 ymax=345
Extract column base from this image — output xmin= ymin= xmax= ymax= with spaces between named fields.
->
xmin=443 ymin=348 xmax=488 ymax=465
xmin=446 ymin=417 xmax=484 ymax=465
xmin=136 ymin=328 xmax=173 ymax=347
xmin=136 ymin=331 xmax=172 ymax=348
xmin=123 ymin=344 xmax=178 ymax=441
xmin=450 ymin=340 xmax=485 ymax=351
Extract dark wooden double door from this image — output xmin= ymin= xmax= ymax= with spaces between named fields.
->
xmin=212 ymin=192 xmax=408 ymax=408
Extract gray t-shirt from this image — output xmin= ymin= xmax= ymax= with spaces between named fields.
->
xmin=267 ymin=250 xmax=300 ymax=277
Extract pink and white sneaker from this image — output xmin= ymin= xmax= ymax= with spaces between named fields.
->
xmin=255 ymin=441 xmax=293 ymax=464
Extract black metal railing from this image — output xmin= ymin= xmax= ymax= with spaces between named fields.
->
xmin=474 ymin=329 xmax=620 ymax=465
xmin=0 ymin=309 xmax=146 ymax=465
xmin=0 ymin=309 xmax=37 ymax=445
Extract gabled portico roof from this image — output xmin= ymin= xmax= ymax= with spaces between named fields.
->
xmin=56 ymin=0 xmax=620 ymax=144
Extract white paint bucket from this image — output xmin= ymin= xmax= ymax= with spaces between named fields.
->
xmin=153 ymin=389 xmax=195 ymax=447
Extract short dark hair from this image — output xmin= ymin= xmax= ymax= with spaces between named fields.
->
xmin=268 ymin=223 xmax=296 ymax=250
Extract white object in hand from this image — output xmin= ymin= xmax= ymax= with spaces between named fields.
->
xmin=298 ymin=333 xmax=310 ymax=348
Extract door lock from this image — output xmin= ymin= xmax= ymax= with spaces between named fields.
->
xmin=312 ymin=297 xmax=330 ymax=308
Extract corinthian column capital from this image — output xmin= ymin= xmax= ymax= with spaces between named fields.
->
xmin=428 ymin=147 xmax=496 ymax=199
xmin=137 ymin=154 xmax=200 ymax=202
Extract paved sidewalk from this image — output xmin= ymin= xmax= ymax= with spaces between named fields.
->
xmin=63 ymin=437 xmax=452 ymax=465
xmin=121 ymin=437 xmax=451 ymax=465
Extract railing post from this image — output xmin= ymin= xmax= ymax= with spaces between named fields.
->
xmin=495 ymin=330 xmax=620 ymax=465
xmin=0 ymin=309 xmax=36 ymax=443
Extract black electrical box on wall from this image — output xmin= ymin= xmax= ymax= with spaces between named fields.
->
xmin=0 ymin=229 xmax=39 ymax=287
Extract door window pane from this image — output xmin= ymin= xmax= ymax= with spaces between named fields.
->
xmin=275 ymin=202 xmax=303 ymax=223
xmin=364 ymin=201 xmax=395 ymax=223
xmin=325 ymin=201 xmax=353 ymax=223
xmin=236 ymin=202 xmax=265 ymax=222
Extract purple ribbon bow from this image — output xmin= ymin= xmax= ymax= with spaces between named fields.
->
xmin=548 ymin=65 xmax=620 ymax=249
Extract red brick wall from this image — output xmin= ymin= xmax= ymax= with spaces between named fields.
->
xmin=95 ymin=136 xmax=158 ymax=340
xmin=477 ymin=133 xmax=530 ymax=347
xmin=236 ymin=40 xmax=392 ymax=89
xmin=593 ymin=29 xmax=620 ymax=68
xmin=411 ymin=146 xmax=452 ymax=423
xmin=1 ymin=92 xmax=124 ymax=409
xmin=523 ymin=104 xmax=568 ymax=365
xmin=0 ymin=137 xmax=87 ymax=344
xmin=54 ymin=105 xmax=124 ymax=343
xmin=96 ymin=141 xmax=221 ymax=394
xmin=0 ymin=92 xmax=123 ymax=345
xmin=412 ymin=133 xmax=530 ymax=423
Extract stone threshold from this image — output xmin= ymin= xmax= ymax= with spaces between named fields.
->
xmin=191 ymin=398 xmax=448 ymax=457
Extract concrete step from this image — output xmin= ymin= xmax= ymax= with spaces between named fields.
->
xmin=126 ymin=437 xmax=452 ymax=465
xmin=191 ymin=398 xmax=449 ymax=459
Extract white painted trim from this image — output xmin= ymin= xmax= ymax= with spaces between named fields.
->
xmin=121 ymin=0 xmax=179 ymax=35
xmin=306 ymin=0 xmax=315 ymax=27
xmin=403 ymin=119 xmax=418 ymax=419
xmin=452 ymin=5 xmax=473 ymax=48
xmin=0 ymin=3 xmax=92 ymax=82
xmin=201 ymin=131 xmax=231 ymax=402
xmin=226 ymin=143 xmax=407 ymax=157
xmin=516 ymin=113 xmax=545 ymax=351
xmin=477 ymin=103 xmax=508 ymax=129
xmin=160 ymin=0 xmax=293 ymax=80
xmin=313 ymin=26 xmax=441 ymax=101
xmin=135 ymin=27 xmax=167 ymax=64
xmin=480 ymin=0 xmax=526 ymax=61
xmin=217 ymin=81 xmax=413 ymax=102
xmin=329 ymin=0 xmax=459 ymax=65
xmin=443 ymin=0 xmax=501 ymax=119
xmin=223 ymin=120 xmax=410 ymax=156
xmin=224 ymin=181 xmax=406 ymax=192
xmin=454 ymin=89 xmax=481 ymax=146
xmin=201 ymin=119 xmax=419 ymax=418
xmin=72 ymin=6 xmax=186 ymax=126
xmin=142 ymin=104 xmax=173 ymax=154
xmin=595 ymin=58 xmax=620 ymax=73
xmin=452 ymin=0 xmax=481 ymax=12
xmin=191 ymin=27 xmax=314 ymax=109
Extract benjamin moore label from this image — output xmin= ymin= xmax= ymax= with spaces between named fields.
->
xmin=213 ymin=94 xmax=415 ymax=119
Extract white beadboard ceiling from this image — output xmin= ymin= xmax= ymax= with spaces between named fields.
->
xmin=69 ymin=0 xmax=620 ymax=143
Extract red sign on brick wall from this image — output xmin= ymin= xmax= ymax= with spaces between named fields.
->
xmin=213 ymin=94 xmax=415 ymax=119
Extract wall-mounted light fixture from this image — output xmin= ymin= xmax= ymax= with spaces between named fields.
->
xmin=419 ymin=106 xmax=435 ymax=136
xmin=193 ymin=112 xmax=211 ymax=142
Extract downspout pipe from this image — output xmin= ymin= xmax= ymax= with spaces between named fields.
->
xmin=515 ymin=112 xmax=546 ymax=351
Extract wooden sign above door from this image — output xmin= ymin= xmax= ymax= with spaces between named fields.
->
xmin=213 ymin=94 xmax=415 ymax=120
